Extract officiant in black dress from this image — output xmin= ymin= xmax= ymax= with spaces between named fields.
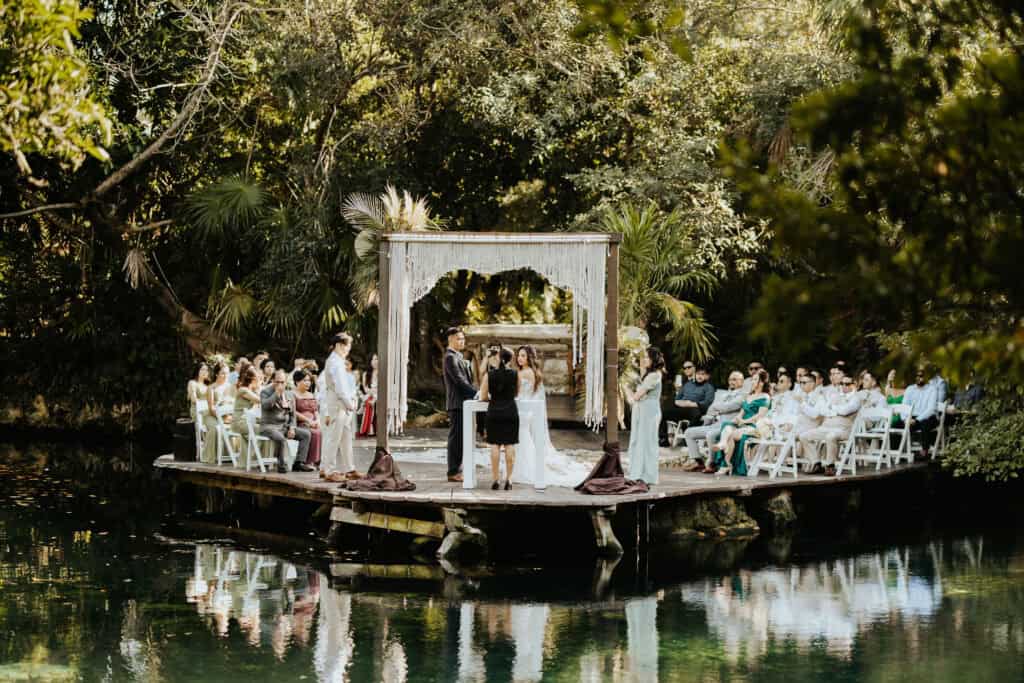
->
xmin=480 ymin=347 xmax=519 ymax=490
xmin=443 ymin=327 xmax=478 ymax=483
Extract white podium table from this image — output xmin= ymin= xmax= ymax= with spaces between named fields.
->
xmin=461 ymin=398 xmax=544 ymax=489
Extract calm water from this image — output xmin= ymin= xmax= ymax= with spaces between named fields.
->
xmin=1 ymin=441 xmax=1023 ymax=682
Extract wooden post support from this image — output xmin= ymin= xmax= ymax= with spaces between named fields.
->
xmin=376 ymin=239 xmax=392 ymax=450
xmin=590 ymin=505 xmax=623 ymax=557
xmin=437 ymin=507 xmax=488 ymax=561
xmin=605 ymin=241 xmax=620 ymax=444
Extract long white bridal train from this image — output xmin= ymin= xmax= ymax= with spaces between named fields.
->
xmin=510 ymin=383 xmax=591 ymax=489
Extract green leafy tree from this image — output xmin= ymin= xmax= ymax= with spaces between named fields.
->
xmin=0 ymin=0 xmax=111 ymax=179
xmin=598 ymin=201 xmax=717 ymax=361
xmin=727 ymin=0 xmax=1024 ymax=386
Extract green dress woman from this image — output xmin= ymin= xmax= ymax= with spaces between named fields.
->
xmin=708 ymin=370 xmax=771 ymax=476
xmin=627 ymin=347 xmax=666 ymax=485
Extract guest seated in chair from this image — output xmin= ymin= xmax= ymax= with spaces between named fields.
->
xmin=293 ymin=370 xmax=322 ymax=469
xmin=706 ymin=369 xmax=772 ymax=476
xmin=680 ymin=370 xmax=745 ymax=470
xmin=799 ymin=373 xmax=862 ymax=475
xmin=901 ymin=367 xmax=941 ymax=459
xmin=260 ymin=369 xmax=313 ymax=474
xmin=233 ymin=366 xmax=261 ymax=457
xmin=660 ymin=364 xmax=714 ymax=446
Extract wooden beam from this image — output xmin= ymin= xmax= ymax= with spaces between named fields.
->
xmin=330 ymin=505 xmax=446 ymax=538
xmin=161 ymin=468 xmax=334 ymax=503
xmin=605 ymin=241 xmax=620 ymax=443
xmin=376 ymin=240 xmax=391 ymax=449
xmin=383 ymin=231 xmax=621 ymax=243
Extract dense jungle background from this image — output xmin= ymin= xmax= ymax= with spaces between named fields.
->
xmin=2 ymin=0 xmax=1022 ymax=479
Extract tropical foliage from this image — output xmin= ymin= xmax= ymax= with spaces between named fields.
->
xmin=598 ymin=202 xmax=717 ymax=361
xmin=1 ymin=0 xmax=864 ymax=434
xmin=0 ymin=0 xmax=111 ymax=179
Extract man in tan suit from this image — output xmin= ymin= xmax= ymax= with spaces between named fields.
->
xmin=799 ymin=373 xmax=862 ymax=475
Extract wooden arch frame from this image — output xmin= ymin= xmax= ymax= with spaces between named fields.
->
xmin=374 ymin=231 xmax=622 ymax=449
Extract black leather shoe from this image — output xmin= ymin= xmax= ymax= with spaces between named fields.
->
xmin=276 ymin=465 xmax=289 ymax=474
xmin=292 ymin=462 xmax=315 ymax=472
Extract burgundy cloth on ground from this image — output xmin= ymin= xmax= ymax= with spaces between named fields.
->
xmin=343 ymin=447 xmax=416 ymax=491
xmin=575 ymin=442 xmax=650 ymax=495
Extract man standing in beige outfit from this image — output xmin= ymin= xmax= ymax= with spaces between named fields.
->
xmin=319 ymin=333 xmax=360 ymax=482
xmin=799 ymin=373 xmax=862 ymax=475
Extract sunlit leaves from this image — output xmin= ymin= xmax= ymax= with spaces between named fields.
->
xmin=0 ymin=0 xmax=112 ymax=180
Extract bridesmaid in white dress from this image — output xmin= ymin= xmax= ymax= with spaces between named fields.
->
xmin=511 ymin=345 xmax=591 ymax=488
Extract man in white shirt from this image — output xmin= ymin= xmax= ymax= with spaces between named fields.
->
xmin=799 ymin=373 xmax=862 ymax=475
xmin=927 ymin=369 xmax=948 ymax=406
xmin=681 ymin=370 xmax=745 ymax=468
xmin=903 ymin=368 xmax=940 ymax=457
xmin=821 ymin=365 xmax=843 ymax=401
xmin=319 ymin=333 xmax=360 ymax=482
xmin=857 ymin=371 xmax=886 ymax=409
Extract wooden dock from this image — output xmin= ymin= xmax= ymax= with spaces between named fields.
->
xmin=154 ymin=435 xmax=929 ymax=561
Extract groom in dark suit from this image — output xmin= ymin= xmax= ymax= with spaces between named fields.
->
xmin=443 ymin=326 xmax=478 ymax=482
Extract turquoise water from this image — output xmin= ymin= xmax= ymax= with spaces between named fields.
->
xmin=1 ymin=441 xmax=1022 ymax=681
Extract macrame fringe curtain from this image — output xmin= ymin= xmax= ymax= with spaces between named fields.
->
xmin=383 ymin=236 xmax=608 ymax=433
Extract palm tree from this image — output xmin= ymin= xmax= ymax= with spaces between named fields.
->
xmin=184 ymin=176 xmax=354 ymax=345
xmin=341 ymin=184 xmax=443 ymax=311
xmin=599 ymin=201 xmax=717 ymax=361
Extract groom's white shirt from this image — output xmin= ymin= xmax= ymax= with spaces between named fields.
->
xmin=320 ymin=351 xmax=356 ymax=415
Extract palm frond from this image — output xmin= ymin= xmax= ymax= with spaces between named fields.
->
xmin=341 ymin=193 xmax=386 ymax=233
xmin=186 ymin=176 xmax=270 ymax=241
xmin=653 ymin=292 xmax=717 ymax=362
xmin=258 ymin=294 xmax=305 ymax=337
xmin=665 ymin=270 xmax=718 ymax=297
xmin=209 ymin=281 xmax=257 ymax=335
xmin=122 ymin=248 xmax=152 ymax=289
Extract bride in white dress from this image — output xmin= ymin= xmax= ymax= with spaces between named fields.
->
xmin=511 ymin=346 xmax=591 ymax=489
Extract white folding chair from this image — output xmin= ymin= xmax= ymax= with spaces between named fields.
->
xmin=244 ymin=409 xmax=276 ymax=473
xmin=749 ymin=429 xmax=801 ymax=479
xmin=665 ymin=421 xmax=687 ymax=448
xmin=194 ymin=399 xmax=208 ymax=460
xmin=838 ymin=406 xmax=894 ymax=475
xmin=889 ymin=404 xmax=914 ymax=464
xmin=215 ymin=404 xmax=240 ymax=467
xmin=930 ymin=401 xmax=948 ymax=459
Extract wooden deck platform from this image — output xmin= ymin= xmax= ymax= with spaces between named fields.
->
xmin=154 ymin=455 xmax=927 ymax=509
xmin=155 ymin=428 xmax=930 ymax=560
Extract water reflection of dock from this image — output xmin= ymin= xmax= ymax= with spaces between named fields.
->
xmin=174 ymin=535 xmax=1008 ymax=682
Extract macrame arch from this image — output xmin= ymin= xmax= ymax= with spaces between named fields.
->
xmin=373 ymin=232 xmax=622 ymax=447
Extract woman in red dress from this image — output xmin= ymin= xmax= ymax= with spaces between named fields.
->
xmin=358 ymin=354 xmax=378 ymax=437
xmin=292 ymin=370 xmax=321 ymax=467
